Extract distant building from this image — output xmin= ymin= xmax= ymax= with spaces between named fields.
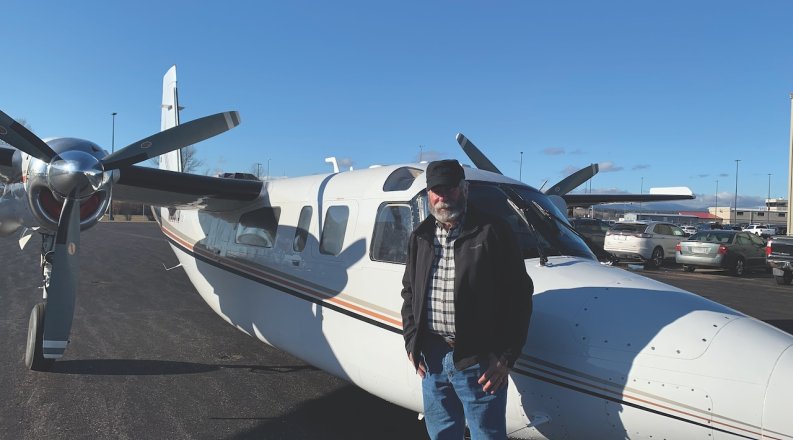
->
xmin=621 ymin=212 xmax=700 ymax=225
xmin=709 ymin=198 xmax=787 ymax=227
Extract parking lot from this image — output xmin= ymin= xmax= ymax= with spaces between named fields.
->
xmin=619 ymin=262 xmax=793 ymax=335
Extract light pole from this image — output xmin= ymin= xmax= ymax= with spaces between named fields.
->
xmin=267 ymin=158 xmax=270 ymax=180
xmin=768 ymin=173 xmax=772 ymax=221
xmin=519 ymin=152 xmax=523 ymax=182
xmin=419 ymin=145 xmax=424 ymax=162
xmin=715 ymin=180 xmax=719 ymax=222
xmin=110 ymin=112 xmax=117 ymax=221
xmin=256 ymin=162 xmax=262 ymax=179
xmin=734 ymin=159 xmax=741 ymax=224
xmin=640 ymin=177 xmax=644 ymax=209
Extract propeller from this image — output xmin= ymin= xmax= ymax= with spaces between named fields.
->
xmin=454 ymin=133 xmax=599 ymax=197
xmin=0 ymin=110 xmax=57 ymax=163
xmin=455 ymin=133 xmax=502 ymax=174
xmin=544 ymin=163 xmax=599 ymax=197
xmin=0 ymin=108 xmax=241 ymax=362
xmin=101 ymin=111 xmax=240 ymax=170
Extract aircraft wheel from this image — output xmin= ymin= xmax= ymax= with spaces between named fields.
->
xmin=25 ymin=303 xmax=54 ymax=371
xmin=731 ymin=257 xmax=746 ymax=277
xmin=682 ymin=265 xmax=695 ymax=272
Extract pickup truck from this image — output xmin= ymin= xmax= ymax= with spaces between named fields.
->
xmin=743 ymin=224 xmax=776 ymax=238
xmin=766 ymin=236 xmax=793 ymax=284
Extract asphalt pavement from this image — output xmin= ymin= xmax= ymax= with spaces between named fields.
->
xmin=1 ymin=223 xmax=791 ymax=440
xmin=0 ymin=223 xmax=426 ymax=440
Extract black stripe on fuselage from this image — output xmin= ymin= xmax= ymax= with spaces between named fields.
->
xmin=163 ymin=234 xmax=402 ymax=334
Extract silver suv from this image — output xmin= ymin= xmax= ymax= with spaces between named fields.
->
xmin=604 ymin=221 xmax=687 ymax=268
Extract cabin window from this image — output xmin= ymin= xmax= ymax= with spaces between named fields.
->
xmin=294 ymin=206 xmax=312 ymax=252
xmin=320 ymin=206 xmax=349 ymax=255
xmin=236 ymin=207 xmax=281 ymax=248
xmin=383 ymin=167 xmax=422 ymax=192
xmin=371 ymin=203 xmax=412 ymax=264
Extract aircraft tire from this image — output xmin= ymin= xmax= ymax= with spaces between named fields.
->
xmin=25 ymin=302 xmax=54 ymax=371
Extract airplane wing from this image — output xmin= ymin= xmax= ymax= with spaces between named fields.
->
xmin=112 ymin=165 xmax=263 ymax=212
xmin=563 ymin=191 xmax=695 ymax=208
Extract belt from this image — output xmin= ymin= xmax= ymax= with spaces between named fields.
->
xmin=427 ymin=332 xmax=455 ymax=348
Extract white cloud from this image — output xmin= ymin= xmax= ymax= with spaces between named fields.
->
xmin=543 ymin=147 xmax=565 ymax=155
xmin=598 ymin=161 xmax=624 ymax=172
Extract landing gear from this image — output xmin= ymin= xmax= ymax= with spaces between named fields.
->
xmin=25 ymin=302 xmax=54 ymax=371
xmin=25 ymin=234 xmax=57 ymax=371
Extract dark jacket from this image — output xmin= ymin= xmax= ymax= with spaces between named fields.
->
xmin=401 ymin=205 xmax=533 ymax=370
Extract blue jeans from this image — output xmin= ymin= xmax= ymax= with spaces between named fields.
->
xmin=420 ymin=336 xmax=508 ymax=440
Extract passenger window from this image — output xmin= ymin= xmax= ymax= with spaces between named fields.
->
xmin=671 ymin=226 xmax=685 ymax=236
xmin=293 ymin=206 xmax=312 ymax=252
xmin=320 ymin=206 xmax=349 ymax=255
xmin=236 ymin=207 xmax=280 ymax=247
xmin=654 ymin=224 xmax=671 ymax=235
xmin=371 ymin=203 xmax=412 ymax=264
xmin=749 ymin=233 xmax=765 ymax=246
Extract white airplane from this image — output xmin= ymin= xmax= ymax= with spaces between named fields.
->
xmin=0 ymin=66 xmax=791 ymax=440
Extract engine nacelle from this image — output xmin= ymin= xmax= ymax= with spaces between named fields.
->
xmin=22 ymin=138 xmax=111 ymax=233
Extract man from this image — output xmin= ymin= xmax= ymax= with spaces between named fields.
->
xmin=401 ymin=159 xmax=533 ymax=439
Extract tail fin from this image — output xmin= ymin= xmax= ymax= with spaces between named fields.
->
xmin=159 ymin=65 xmax=182 ymax=172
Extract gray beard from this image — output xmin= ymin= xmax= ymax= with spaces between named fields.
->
xmin=430 ymin=201 xmax=465 ymax=224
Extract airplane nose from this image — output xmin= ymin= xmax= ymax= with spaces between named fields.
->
xmin=762 ymin=344 xmax=793 ymax=438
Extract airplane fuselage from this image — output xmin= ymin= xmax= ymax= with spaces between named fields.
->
xmin=158 ymin=164 xmax=793 ymax=440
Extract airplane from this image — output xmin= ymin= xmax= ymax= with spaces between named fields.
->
xmin=0 ymin=65 xmax=790 ymax=440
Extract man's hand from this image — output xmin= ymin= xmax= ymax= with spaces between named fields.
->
xmin=477 ymin=354 xmax=510 ymax=394
xmin=408 ymin=352 xmax=426 ymax=378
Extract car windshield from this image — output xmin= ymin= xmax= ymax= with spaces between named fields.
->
xmin=689 ymin=231 xmax=735 ymax=243
xmin=468 ymin=183 xmax=596 ymax=260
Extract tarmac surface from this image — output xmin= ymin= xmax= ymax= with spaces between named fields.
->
xmin=1 ymin=223 xmax=792 ymax=439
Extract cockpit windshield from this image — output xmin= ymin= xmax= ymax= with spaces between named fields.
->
xmin=414 ymin=181 xmax=595 ymax=261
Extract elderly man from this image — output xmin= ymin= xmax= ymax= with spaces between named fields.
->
xmin=401 ymin=159 xmax=533 ymax=439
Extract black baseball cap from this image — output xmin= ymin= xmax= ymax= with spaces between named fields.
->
xmin=426 ymin=159 xmax=465 ymax=189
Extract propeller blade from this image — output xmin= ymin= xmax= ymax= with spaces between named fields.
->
xmin=455 ymin=133 xmax=502 ymax=174
xmin=101 ymin=111 xmax=240 ymax=170
xmin=545 ymin=163 xmax=599 ymax=196
xmin=41 ymin=192 xmax=80 ymax=359
xmin=0 ymin=109 xmax=57 ymax=163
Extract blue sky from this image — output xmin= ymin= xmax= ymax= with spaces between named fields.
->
xmin=3 ymin=1 xmax=793 ymax=209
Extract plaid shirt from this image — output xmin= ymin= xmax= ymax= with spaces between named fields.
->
xmin=425 ymin=218 xmax=463 ymax=340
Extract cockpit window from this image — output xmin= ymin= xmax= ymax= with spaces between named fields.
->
xmin=413 ymin=182 xmax=595 ymax=261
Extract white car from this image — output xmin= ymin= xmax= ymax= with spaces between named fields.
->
xmin=742 ymin=224 xmax=775 ymax=238
xmin=681 ymin=225 xmax=698 ymax=235
xmin=604 ymin=221 xmax=687 ymax=268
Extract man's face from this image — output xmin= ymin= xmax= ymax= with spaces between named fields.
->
xmin=428 ymin=183 xmax=466 ymax=224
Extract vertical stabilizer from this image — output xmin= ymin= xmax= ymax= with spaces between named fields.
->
xmin=159 ymin=65 xmax=182 ymax=172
